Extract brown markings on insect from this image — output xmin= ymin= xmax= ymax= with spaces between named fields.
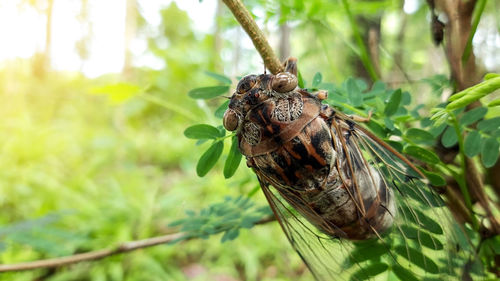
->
xmin=223 ymin=57 xmax=395 ymax=240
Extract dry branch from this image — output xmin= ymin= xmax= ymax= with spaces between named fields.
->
xmin=0 ymin=217 xmax=276 ymax=272
xmin=0 ymin=233 xmax=185 ymax=272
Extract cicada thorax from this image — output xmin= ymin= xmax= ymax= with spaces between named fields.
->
xmin=236 ymin=87 xmax=395 ymax=240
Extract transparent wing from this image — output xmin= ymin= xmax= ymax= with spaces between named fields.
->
xmin=330 ymin=116 xmax=470 ymax=279
xmin=255 ymin=114 xmax=471 ymax=281
xmin=257 ymin=175 xmax=365 ymax=281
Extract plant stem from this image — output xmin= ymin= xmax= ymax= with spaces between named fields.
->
xmin=462 ymin=0 xmax=487 ymax=63
xmin=450 ymin=114 xmax=479 ymax=230
xmin=339 ymin=0 xmax=379 ymax=82
xmin=0 ymin=216 xmax=275 ymax=272
xmin=0 ymin=233 xmax=185 ymax=272
xmin=222 ymin=0 xmax=283 ymax=74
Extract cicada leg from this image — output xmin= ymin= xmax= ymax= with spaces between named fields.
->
xmin=349 ymin=111 xmax=372 ymax=123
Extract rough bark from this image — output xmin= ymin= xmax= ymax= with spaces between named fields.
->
xmin=433 ymin=0 xmax=500 ymax=235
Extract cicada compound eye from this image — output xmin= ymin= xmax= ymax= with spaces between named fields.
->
xmin=236 ymin=75 xmax=258 ymax=94
xmin=271 ymin=72 xmax=298 ymax=93
xmin=223 ymin=109 xmax=239 ymax=131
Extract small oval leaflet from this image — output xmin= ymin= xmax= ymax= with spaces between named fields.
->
xmin=477 ymin=117 xmax=500 ymax=132
xmin=184 ymin=124 xmax=224 ymax=140
xmin=405 ymin=128 xmax=436 ymax=145
xmin=441 ymin=126 xmax=458 ymax=148
xmin=223 ymin=136 xmax=242 ymax=178
xmin=384 ymin=89 xmax=402 ymax=116
xmin=464 ymin=130 xmax=482 ymax=157
xmin=188 ymin=86 xmax=229 ymax=99
xmin=196 ymin=141 xmax=224 ymax=177
xmin=481 ymin=137 xmax=500 ymax=168
xmin=459 ymin=107 xmax=487 ymax=126
xmin=404 ymin=145 xmax=440 ymax=164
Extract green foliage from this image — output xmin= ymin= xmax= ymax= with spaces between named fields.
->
xmin=185 ymin=66 xmax=499 ymax=280
xmin=169 ymin=196 xmax=272 ymax=243
xmin=188 ymin=86 xmax=230 ymax=99
xmin=223 ymin=136 xmax=243 ymax=178
xmin=431 ymin=73 xmax=500 ymax=168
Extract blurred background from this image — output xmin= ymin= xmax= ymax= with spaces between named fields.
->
xmin=0 ymin=0 xmax=498 ymax=280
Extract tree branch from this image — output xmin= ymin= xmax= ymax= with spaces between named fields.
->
xmin=222 ymin=0 xmax=283 ymax=74
xmin=0 ymin=233 xmax=186 ymax=272
xmin=0 ymin=217 xmax=276 ymax=273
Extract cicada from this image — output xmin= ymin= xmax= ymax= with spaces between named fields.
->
xmin=223 ymin=58 xmax=466 ymax=280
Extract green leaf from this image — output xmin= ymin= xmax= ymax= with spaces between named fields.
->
xmin=459 ymin=107 xmax=487 ymax=126
xmin=385 ymin=139 xmax=403 ymax=153
xmin=481 ymin=137 xmax=500 ymax=168
xmin=350 ymin=263 xmax=388 ymax=281
xmin=477 ymin=117 xmax=500 ymax=132
xmin=312 ymin=72 xmax=322 ymax=87
xmin=421 ymin=169 xmax=446 ymax=186
xmin=184 ymin=124 xmax=223 ymax=139
xmin=221 ymin=228 xmax=239 ymax=242
xmin=346 ymin=78 xmax=363 ymax=107
xmin=404 ymin=145 xmax=440 ymax=164
xmin=464 ymin=130 xmax=482 ymax=157
xmin=188 ymin=86 xmax=229 ymax=99
xmin=392 ymin=265 xmax=419 ymax=281
xmin=224 ymin=136 xmax=242 ymax=178
xmin=215 ymin=100 xmax=230 ymax=119
xmin=348 ymin=242 xmax=387 ymax=264
xmin=405 ymin=128 xmax=435 ymax=145
xmin=384 ymin=89 xmax=402 ymax=116
xmin=297 ymin=71 xmax=305 ymax=88
xmin=441 ymin=126 xmax=458 ymax=148
xmin=488 ymin=99 xmax=500 ymax=107
xmin=420 ymin=117 xmax=433 ymax=128
xmin=384 ymin=117 xmax=395 ymax=131
xmin=366 ymin=121 xmax=387 ymax=138
xmin=485 ymin=73 xmax=500 ymax=80
xmin=430 ymin=108 xmax=450 ymax=127
xmin=400 ymin=225 xmax=444 ymax=250
xmin=411 ymin=209 xmax=444 ymax=235
xmin=204 ymin=71 xmax=232 ymax=85
xmin=394 ymin=246 xmax=439 ymax=274
xmin=196 ymin=141 xmax=224 ymax=177
xmin=447 ymin=76 xmax=500 ymax=110
xmin=429 ymin=122 xmax=447 ymax=137
xmin=401 ymin=91 xmax=412 ymax=105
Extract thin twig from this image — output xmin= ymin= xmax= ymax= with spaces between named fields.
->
xmin=222 ymin=0 xmax=283 ymax=74
xmin=0 ymin=233 xmax=185 ymax=272
xmin=0 ymin=216 xmax=276 ymax=273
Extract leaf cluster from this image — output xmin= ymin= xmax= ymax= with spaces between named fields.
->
xmin=169 ymin=196 xmax=272 ymax=243
xmin=185 ymin=70 xmax=500 ymax=280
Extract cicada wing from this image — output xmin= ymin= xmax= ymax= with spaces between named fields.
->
xmin=329 ymin=116 xmax=469 ymax=279
xmin=256 ymin=174 xmax=374 ymax=281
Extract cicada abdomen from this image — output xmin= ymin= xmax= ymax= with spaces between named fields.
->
xmin=223 ymin=58 xmax=466 ymax=281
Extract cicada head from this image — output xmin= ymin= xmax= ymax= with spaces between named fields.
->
xmin=223 ymin=73 xmax=271 ymax=131
xmin=223 ymin=57 xmax=300 ymax=132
